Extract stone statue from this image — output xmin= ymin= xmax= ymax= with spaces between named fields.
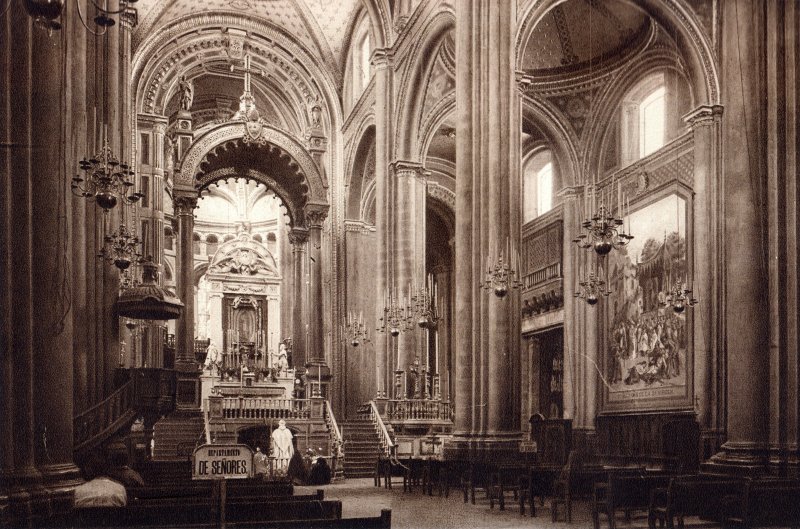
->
xmin=271 ymin=420 xmax=294 ymax=472
xmin=275 ymin=344 xmax=289 ymax=375
xmin=204 ymin=340 xmax=220 ymax=371
xmin=179 ymin=75 xmax=194 ymax=111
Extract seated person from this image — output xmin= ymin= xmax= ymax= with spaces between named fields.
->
xmin=308 ymin=456 xmax=332 ymax=485
xmin=106 ymin=450 xmax=145 ymax=488
xmin=74 ymin=452 xmax=127 ymax=508
xmin=286 ymin=450 xmax=308 ymax=485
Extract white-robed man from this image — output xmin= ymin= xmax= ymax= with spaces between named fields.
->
xmin=271 ymin=420 xmax=294 ymax=472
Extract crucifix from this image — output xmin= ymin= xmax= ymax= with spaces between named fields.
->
xmin=230 ymin=54 xmax=262 ymax=96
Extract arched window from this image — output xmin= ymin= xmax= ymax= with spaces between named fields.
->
xmin=206 ymin=234 xmax=219 ymax=256
xmin=523 ymin=149 xmax=555 ymax=223
xmin=639 ymin=86 xmax=666 ymax=157
xmin=192 ymin=233 xmax=201 ymax=255
xmin=253 ymin=234 xmax=263 ymax=243
xmin=621 ymin=73 xmax=667 ymax=164
xmin=349 ymin=15 xmax=372 ymax=106
xmin=223 ymin=234 xmax=235 ymax=242
xmin=164 ymin=226 xmax=174 ymax=251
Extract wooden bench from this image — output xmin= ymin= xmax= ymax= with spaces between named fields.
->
xmin=69 ymin=499 xmax=344 ymax=527
xmin=648 ymin=475 xmax=749 ymax=529
xmin=592 ymin=471 xmax=672 ymax=529
xmin=722 ymin=479 xmax=800 ymax=529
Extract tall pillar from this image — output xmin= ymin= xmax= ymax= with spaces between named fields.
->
xmin=392 ymin=161 xmax=427 ymax=394
xmin=1 ymin=8 xmax=45 ymax=524
xmin=174 ymin=194 xmax=200 ymax=408
xmin=289 ymin=228 xmax=309 ymax=370
xmin=708 ymin=0 xmax=770 ymax=472
xmin=559 ymin=189 xmax=580 ymax=424
xmin=684 ymin=105 xmax=725 ymax=455
xmin=305 ymin=205 xmax=330 ymax=396
xmin=372 ymin=48 xmax=395 ymax=399
xmin=449 ymin=0 xmax=521 ymax=460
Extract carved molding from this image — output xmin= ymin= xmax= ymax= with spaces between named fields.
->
xmin=178 ymin=122 xmax=328 ymax=205
xmin=173 ymin=195 xmax=198 ymax=212
xmin=426 ymin=182 xmax=455 ymax=211
xmin=288 ymin=228 xmax=310 ymax=246
xmin=305 ymin=204 xmax=330 ymax=227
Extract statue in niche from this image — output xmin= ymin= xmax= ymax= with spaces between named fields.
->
xmin=178 ymin=75 xmax=194 ymax=111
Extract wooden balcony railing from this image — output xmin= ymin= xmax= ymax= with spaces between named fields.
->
xmin=386 ymin=399 xmax=454 ymax=422
xmin=212 ymin=397 xmax=312 ymax=420
xmin=73 ymin=380 xmax=136 ymax=453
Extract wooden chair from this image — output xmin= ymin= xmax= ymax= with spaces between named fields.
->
xmin=551 ymin=449 xmax=582 ymax=523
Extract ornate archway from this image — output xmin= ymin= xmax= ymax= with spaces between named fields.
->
xmin=171 ymin=121 xmax=330 ymax=398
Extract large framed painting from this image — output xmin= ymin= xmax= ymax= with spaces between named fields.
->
xmin=601 ymin=189 xmax=694 ymax=412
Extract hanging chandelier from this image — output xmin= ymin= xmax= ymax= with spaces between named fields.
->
xmin=573 ymin=181 xmax=633 ymax=256
xmin=344 ymin=311 xmax=369 ymax=347
xmin=98 ymin=223 xmax=141 ymax=271
xmin=660 ymin=282 xmax=698 ymax=314
xmin=377 ymin=288 xmax=413 ymax=337
xmin=480 ymin=241 xmax=522 ymax=298
xmin=411 ymin=275 xmax=439 ymax=329
xmin=20 ymin=0 xmax=140 ymax=32
xmin=72 ymin=137 xmax=143 ymax=211
xmin=574 ymin=271 xmax=611 ymax=306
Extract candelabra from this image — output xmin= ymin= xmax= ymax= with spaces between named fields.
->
xmin=98 ymin=223 xmax=142 ymax=271
xmin=660 ymin=283 xmax=699 ymax=314
xmin=574 ymin=271 xmax=611 ymax=306
xmin=344 ymin=311 xmax=369 ymax=347
xmin=377 ymin=289 xmax=413 ymax=337
xmin=72 ymin=137 xmax=143 ymax=211
xmin=22 ymin=0 xmax=142 ymax=32
xmin=573 ymin=182 xmax=633 ymax=256
xmin=480 ymin=253 xmax=522 ymax=298
xmin=411 ymin=275 xmax=439 ymax=329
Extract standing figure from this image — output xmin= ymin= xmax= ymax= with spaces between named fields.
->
xmin=179 ymin=75 xmax=194 ymax=111
xmin=253 ymin=446 xmax=269 ymax=477
xmin=271 ymin=420 xmax=294 ymax=473
xmin=275 ymin=345 xmax=289 ymax=375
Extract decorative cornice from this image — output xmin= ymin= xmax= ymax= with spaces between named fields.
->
xmin=683 ymin=104 xmax=724 ymax=127
xmin=344 ymin=220 xmax=376 ymax=233
xmin=390 ymin=160 xmax=426 ymax=179
xmin=426 ymin=181 xmax=455 ymax=210
xmin=173 ymin=195 xmax=198 ymax=213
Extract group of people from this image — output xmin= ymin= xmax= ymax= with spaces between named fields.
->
xmin=252 ymin=420 xmax=331 ymax=485
xmin=609 ymin=313 xmax=685 ymax=386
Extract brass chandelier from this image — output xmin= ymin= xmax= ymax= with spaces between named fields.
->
xmin=573 ymin=181 xmax=633 ymax=256
xmin=660 ymin=282 xmax=698 ymax=314
xmin=98 ymin=223 xmax=141 ymax=271
xmin=72 ymin=135 xmax=143 ymax=211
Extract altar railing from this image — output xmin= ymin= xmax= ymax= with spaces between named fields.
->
xmin=366 ymin=401 xmax=395 ymax=457
xmin=386 ymin=399 xmax=453 ymax=422
xmin=213 ymin=397 xmax=312 ymax=420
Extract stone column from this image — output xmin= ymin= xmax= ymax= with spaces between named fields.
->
xmin=684 ymin=105 xmax=724 ymax=454
xmin=174 ymin=194 xmax=200 ymax=408
xmin=289 ymin=227 xmax=309 ymax=369
xmin=708 ymin=0 xmax=770 ymax=471
xmin=305 ymin=205 xmax=330 ymax=395
xmin=267 ymin=296 xmax=280 ymax=365
xmin=449 ymin=0 xmax=521 ymax=459
xmin=432 ymin=265 xmax=451 ymax=401
xmin=372 ymin=48 xmax=395 ymax=399
xmin=392 ymin=161 xmax=427 ymax=395
xmin=559 ymin=189 xmax=580 ymax=424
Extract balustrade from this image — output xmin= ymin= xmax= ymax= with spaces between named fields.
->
xmin=73 ymin=380 xmax=136 ymax=452
xmin=385 ymin=399 xmax=454 ymax=422
xmin=213 ymin=397 xmax=312 ymax=420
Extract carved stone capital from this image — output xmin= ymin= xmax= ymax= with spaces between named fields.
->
xmin=288 ymin=228 xmax=309 ymax=246
xmin=371 ymin=48 xmax=394 ymax=70
xmin=683 ymin=105 xmax=724 ymax=128
xmin=173 ymin=195 xmax=198 ymax=213
xmin=120 ymin=8 xmax=138 ymax=30
xmin=391 ymin=160 xmax=426 ymax=180
xmin=305 ymin=204 xmax=329 ymax=228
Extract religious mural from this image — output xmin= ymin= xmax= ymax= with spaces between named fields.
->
xmin=603 ymin=193 xmax=691 ymax=411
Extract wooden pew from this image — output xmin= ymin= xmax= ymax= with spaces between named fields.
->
xmin=68 ymin=499 xmax=344 ymax=527
xmin=648 ymin=475 xmax=749 ymax=529
xmin=722 ymin=479 xmax=800 ymax=529
xmin=592 ymin=471 xmax=671 ymax=529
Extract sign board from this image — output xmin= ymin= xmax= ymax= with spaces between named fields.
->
xmin=519 ymin=441 xmax=538 ymax=453
xmin=192 ymin=444 xmax=254 ymax=480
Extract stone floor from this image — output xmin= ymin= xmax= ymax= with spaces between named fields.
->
xmin=298 ymin=478 xmax=721 ymax=529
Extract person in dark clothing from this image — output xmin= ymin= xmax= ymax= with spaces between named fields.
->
xmin=286 ymin=450 xmax=308 ymax=485
xmin=308 ymin=456 xmax=331 ymax=485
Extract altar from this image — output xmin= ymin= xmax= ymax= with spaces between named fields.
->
xmin=201 ymin=364 xmax=297 ymax=405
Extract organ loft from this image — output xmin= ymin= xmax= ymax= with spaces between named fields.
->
xmin=2 ymin=0 xmax=799 ymax=528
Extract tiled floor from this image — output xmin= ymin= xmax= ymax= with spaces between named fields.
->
xmin=298 ymin=478 xmax=720 ymax=529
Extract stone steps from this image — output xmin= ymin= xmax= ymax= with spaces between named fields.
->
xmin=340 ymin=420 xmax=383 ymax=480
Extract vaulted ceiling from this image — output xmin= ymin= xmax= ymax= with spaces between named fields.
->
xmin=133 ymin=0 xmax=360 ymax=71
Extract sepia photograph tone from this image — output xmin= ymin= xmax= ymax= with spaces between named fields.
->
xmin=1 ymin=0 xmax=798 ymax=528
